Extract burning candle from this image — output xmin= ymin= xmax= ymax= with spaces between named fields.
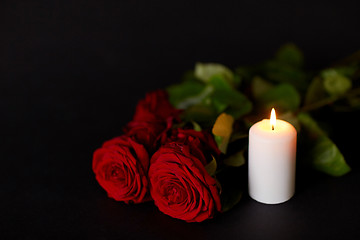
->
xmin=248 ymin=108 xmax=297 ymax=204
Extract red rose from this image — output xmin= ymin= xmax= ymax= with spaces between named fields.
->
xmin=132 ymin=90 xmax=181 ymax=123
xmin=124 ymin=120 xmax=168 ymax=152
xmin=149 ymin=130 xmax=222 ymax=222
xmin=166 ymin=129 xmax=221 ymax=160
xmin=124 ymin=90 xmax=181 ymax=152
xmin=92 ymin=136 xmax=150 ymax=204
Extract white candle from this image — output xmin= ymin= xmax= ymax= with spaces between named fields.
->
xmin=248 ymin=108 xmax=297 ymax=204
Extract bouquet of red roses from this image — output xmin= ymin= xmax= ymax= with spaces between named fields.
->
xmin=93 ymin=44 xmax=357 ymax=222
xmin=92 ymin=90 xmax=222 ymax=222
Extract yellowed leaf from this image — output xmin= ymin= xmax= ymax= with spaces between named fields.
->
xmin=212 ymin=113 xmax=234 ymax=137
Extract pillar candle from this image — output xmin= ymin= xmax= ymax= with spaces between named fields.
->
xmin=248 ymin=108 xmax=297 ymax=204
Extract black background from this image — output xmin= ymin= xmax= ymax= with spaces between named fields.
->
xmin=1 ymin=1 xmax=360 ymax=239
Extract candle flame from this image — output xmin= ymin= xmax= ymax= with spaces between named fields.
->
xmin=270 ymin=108 xmax=276 ymax=130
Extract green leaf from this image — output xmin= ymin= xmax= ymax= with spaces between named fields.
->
xmin=251 ymin=76 xmax=274 ymax=99
xmin=208 ymin=75 xmax=233 ymax=91
xmin=205 ymin=156 xmax=217 ymax=176
xmin=297 ymin=112 xmax=325 ymax=136
xmin=212 ymin=98 xmax=228 ymax=113
xmin=298 ymin=113 xmax=351 ymax=176
xmin=182 ymin=104 xmax=218 ymax=124
xmin=209 ymin=76 xmax=253 ymax=118
xmin=214 ymin=135 xmax=230 ymax=154
xmin=177 ymin=85 xmax=214 ymax=109
xmin=332 ymin=66 xmax=358 ymax=78
xmin=235 ymin=66 xmax=254 ymax=83
xmin=225 ymin=103 xmax=252 ymax=119
xmin=262 ymin=60 xmax=308 ymax=91
xmin=224 ymin=150 xmax=246 ymax=167
xmin=214 ymin=135 xmax=224 ymax=150
xmin=311 ymin=136 xmax=351 ymax=177
xmin=321 ymin=69 xmax=352 ymax=97
xmin=257 ymin=83 xmax=301 ymax=111
xmin=221 ymin=187 xmax=243 ymax=212
xmin=194 ymin=62 xmax=234 ymax=84
xmin=304 ymin=77 xmax=327 ymax=105
xmin=191 ymin=121 xmax=202 ymax=131
xmin=305 ymin=68 xmax=355 ymax=106
xmin=275 ymin=43 xmax=304 ymax=68
xmin=167 ymin=81 xmax=206 ymax=108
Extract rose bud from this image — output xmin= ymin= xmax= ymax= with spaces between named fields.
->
xmin=132 ymin=90 xmax=181 ymax=123
xmin=124 ymin=90 xmax=182 ymax=153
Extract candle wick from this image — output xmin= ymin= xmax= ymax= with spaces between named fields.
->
xmin=272 ymin=125 xmax=274 ymax=131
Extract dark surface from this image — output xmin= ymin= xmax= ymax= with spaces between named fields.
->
xmin=1 ymin=1 xmax=360 ymax=239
